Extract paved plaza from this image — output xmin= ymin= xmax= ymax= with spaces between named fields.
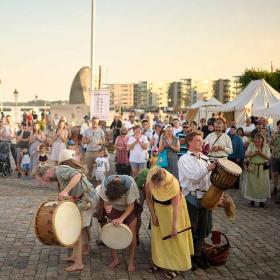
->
xmin=0 ymin=173 xmax=280 ymax=280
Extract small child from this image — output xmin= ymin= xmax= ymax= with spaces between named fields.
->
xmin=74 ymin=145 xmax=82 ymax=161
xmin=67 ymin=139 xmax=75 ymax=150
xmin=38 ymin=144 xmax=48 ymax=164
xmin=20 ymin=148 xmax=31 ymax=179
xmin=93 ymin=147 xmax=110 ymax=185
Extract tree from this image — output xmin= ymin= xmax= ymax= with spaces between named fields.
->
xmin=239 ymin=68 xmax=280 ymax=92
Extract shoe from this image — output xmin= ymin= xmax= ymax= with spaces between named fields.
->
xmin=271 ymin=189 xmax=278 ymax=196
xmin=191 ymin=257 xmax=198 ymax=271
xmin=17 ymin=172 xmax=22 ymax=178
xmin=192 ymin=256 xmax=210 ymax=269
xmin=259 ymin=202 xmax=266 ymax=208
xmin=249 ymin=201 xmax=255 ymax=207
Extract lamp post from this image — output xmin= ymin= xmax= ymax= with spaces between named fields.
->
xmin=13 ymin=89 xmax=19 ymax=107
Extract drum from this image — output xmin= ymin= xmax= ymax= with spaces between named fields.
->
xmin=201 ymin=159 xmax=242 ymax=210
xmin=34 ymin=201 xmax=82 ymax=247
xmin=210 ymin=159 xmax=242 ymax=190
xmin=101 ymin=223 xmax=133 ymax=250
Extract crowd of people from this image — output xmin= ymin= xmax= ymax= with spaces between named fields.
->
xmin=1 ymin=110 xmax=280 ymax=276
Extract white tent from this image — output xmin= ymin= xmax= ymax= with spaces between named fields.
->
xmin=190 ymin=97 xmax=222 ymax=109
xmin=188 ymin=97 xmax=222 ymax=123
xmin=254 ymin=103 xmax=280 ymax=119
xmin=216 ymin=79 xmax=280 ymax=123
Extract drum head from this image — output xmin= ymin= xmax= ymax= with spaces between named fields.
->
xmin=217 ymin=158 xmax=242 ymax=175
xmin=53 ymin=201 xmax=82 ymax=247
xmin=101 ymin=223 xmax=133 ymax=250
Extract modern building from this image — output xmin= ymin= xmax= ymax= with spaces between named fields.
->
xmin=168 ymin=79 xmax=192 ymax=109
xmin=213 ymin=79 xmax=239 ymax=103
xmin=108 ymin=83 xmax=134 ymax=110
xmin=134 ymin=81 xmax=148 ymax=109
xmin=193 ymin=80 xmax=214 ymax=103
xmin=148 ymin=82 xmax=169 ymax=109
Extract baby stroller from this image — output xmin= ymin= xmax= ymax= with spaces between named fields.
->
xmin=0 ymin=142 xmax=12 ymax=177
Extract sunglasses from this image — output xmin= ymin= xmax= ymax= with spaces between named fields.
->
xmin=183 ymin=126 xmax=189 ymax=128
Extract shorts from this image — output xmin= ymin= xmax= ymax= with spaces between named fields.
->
xmin=95 ymin=171 xmax=106 ymax=183
xmin=22 ymin=163 xmax=31 ymax=172
xmin=271 ymin=158 xmax=280 ymax=173
xmin=130 ymin=162 xmax=146 ymax=170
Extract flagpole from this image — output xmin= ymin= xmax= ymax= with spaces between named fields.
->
xmin=90 ymin=0 xmax=96 ymax=117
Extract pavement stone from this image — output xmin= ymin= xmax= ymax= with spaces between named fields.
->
xmin=0 ymin=171 xmax=280 ymax=279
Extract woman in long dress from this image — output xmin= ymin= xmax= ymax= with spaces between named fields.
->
xmin=145 ymin=167 xmax=194 ymax=279
xmin=29 ymin=123 xmax=45 ymax=170
xmin=51 ymin=120 xmax=68 ymax=163
xmin=243 ymin=133 xmax=271 ymax=207
xmin=158 ymin=126 xmax=180 ymax=179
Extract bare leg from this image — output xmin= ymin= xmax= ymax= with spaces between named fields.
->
xmin=64 ymin=235 xmax=84 ymax=272
xmin=127 ymin=218 xmax=137 ymax=272
xmin=131 ymin=168 xmax=139 ymax=178
xmin=82 ymin=228 xmax=90 ymax=255
xmin=109 ymin=249 xmax=120 ymax=268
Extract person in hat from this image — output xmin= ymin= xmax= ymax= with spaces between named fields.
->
xmin=178 ymin=131 xmax=216 ymax=269
xmin=33 ymin=161 xmax=99 ymax=272
xmin=145 ymin=167 xmax=194 ymax=278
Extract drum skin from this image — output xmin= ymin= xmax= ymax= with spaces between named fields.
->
xmin=34 ymin=201 xmax=82 ymax=247
xmin=101 ymin=223 xmax=133 ymax=250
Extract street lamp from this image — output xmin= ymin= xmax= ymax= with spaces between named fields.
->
xmin=13 ymin=89 xmax=19 ymax=107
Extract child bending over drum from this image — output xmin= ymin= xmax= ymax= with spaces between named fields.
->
xmin=97 ymin=175 xmax=141 ymax=272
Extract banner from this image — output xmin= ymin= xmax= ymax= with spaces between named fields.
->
xmin=90 ymin=90 xmax=110 ymax=120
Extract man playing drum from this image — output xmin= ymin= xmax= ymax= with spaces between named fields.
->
xmin=178 ymin=131 xmax=216 ymax=269
xmin=34 ymin=164 xmax=99 ymax=272
xmin=97 ymin=175 xmax=141 ymax=272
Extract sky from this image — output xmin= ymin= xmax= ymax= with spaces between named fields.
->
xmin=0 ymin=0 xmax=279 ymax=101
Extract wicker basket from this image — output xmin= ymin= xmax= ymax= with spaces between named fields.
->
xmin=202 ymin=230 xmax=230 ymax=266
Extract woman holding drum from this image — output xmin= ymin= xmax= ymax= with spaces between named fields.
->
xmin=33 ymin=164 xmax=99 ymax=272
xmin=97 ymin=175 xmax=141 ymax=272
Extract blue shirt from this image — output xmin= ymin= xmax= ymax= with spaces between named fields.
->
xmin=176 ymin=130 xmax=188 ymax=157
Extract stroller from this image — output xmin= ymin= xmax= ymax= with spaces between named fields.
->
xmin=0 ymin=142 xmax=12 ymax=177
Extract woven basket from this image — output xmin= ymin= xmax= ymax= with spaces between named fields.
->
xmin=202 ymin=230 xmax=230 ymax=266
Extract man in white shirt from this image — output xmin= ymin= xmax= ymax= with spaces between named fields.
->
xmin=205 ymin=117 xmax=233 ymax=161
xmin=172 ymin=118 xmax=182 ymax=137
xmin=124 ymin=115 xmax=136 ymax=137
xmin=179 ymin=131 xmax=216 ymax=269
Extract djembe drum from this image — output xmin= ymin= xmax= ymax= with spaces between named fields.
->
xmin=201 ymin=159 xmax=242 ymax=210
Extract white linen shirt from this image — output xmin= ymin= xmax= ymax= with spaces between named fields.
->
xmin=205 ymin=132 xmax=233 ymax=159
xmin=178 ymin=151 xmax=211 ymax=198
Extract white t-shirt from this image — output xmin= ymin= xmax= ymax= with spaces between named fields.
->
xmin=95 ymin=157 xmax=109 ymax=172
xmin=243 ymin=124 xmax=255 ymax=134
xmin=173 ymin=126 xmax=182 ymax=137
xmin=21 ymin=154 xmax=31 ymax=166
xmin=128 ymin=135 xmax=149 ymax=163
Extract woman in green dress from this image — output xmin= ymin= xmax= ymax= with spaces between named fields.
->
xmin=243 ymin=133 xmax=271 ymax=207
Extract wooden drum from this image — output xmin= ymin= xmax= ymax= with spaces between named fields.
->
xmin=34 ymin=201 xmax=82 ymax=247
xmin=201 ymin=159 xmax=242 ymax=210
xmin=210 ymin=159 xmax=242 ymax=190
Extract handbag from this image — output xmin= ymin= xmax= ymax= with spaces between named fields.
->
xmin=157 ymin=149 xmax=168 ymax=168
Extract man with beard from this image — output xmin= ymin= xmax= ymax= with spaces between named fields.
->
xmin=205 ymin=117 xmax=232 ymax=161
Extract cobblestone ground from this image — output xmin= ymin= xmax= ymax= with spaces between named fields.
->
xmin=0 ymin=172 xmax=280 ymax=280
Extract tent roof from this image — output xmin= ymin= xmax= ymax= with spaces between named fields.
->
xmin=190 ymin=97 xmax=222 ymax=109
xmin=254 ymin=103 xmax=280 ymax=118
xmin=217 ymin=79 xmax=280 ymax=112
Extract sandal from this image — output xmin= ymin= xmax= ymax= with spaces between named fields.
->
xmin=164 ymin=270 xmax=179 ymax=279
xmin=147 ymin=265 xmax=161 ymax=273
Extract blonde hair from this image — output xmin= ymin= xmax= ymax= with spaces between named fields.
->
xmin=222 ymin=193 xmax=236 ymax=219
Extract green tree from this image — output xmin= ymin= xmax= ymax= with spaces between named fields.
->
xmin=239 ymin=68 xmax=280 ymax=92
